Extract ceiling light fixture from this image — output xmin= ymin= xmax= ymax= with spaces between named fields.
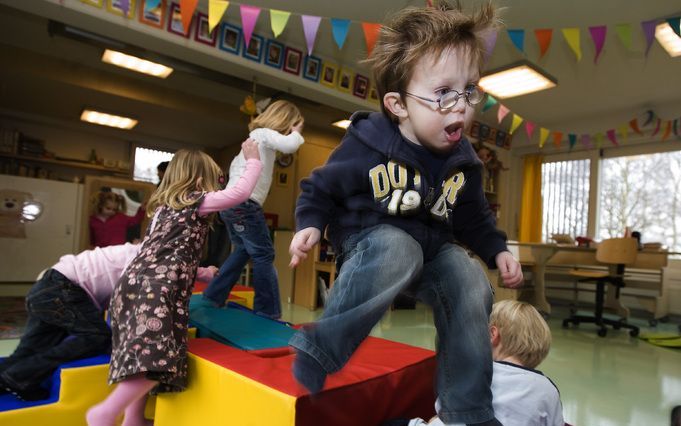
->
xmin=479 ymin=60 xmax=557 ymax=99
xmin=655 ymin=22 xmax=681 ymax=57
xmin=101 ymin=49 xmax=174 ymax=78
xmin=80 ymin=109 xmax=138 ymax=130
xmin=332 ymin=119 xmax=352 ymax=129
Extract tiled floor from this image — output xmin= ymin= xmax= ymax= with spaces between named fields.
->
xmin=1 ymin=300 xmax=679 ymax=425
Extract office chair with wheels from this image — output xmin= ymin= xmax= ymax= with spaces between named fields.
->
xmin=562 ymin=237 xmax=640 ymax=337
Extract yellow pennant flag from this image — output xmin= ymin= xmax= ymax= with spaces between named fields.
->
xmin=270 ymin=9 xmax=291 ymax=38
xmin=618 ymin=123 xmax=628 ymax=143
xmin=509 ymin=114 xmax=523 ymax=134
xmin=562 ymin=28 xmax=581 ymax=61
xmin=209 ymin=0 xmax=229 ymax=33
xmin=539 ymin=128 xmax=549 ymax=148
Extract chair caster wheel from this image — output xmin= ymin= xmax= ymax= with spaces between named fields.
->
xmin=629 ymin=329 xmax=639 ymax=337
xmin=613 ymin=323 xmax=621 ymax=330
xmin=562 ymin=320 xmax=569 ymax=328
xmin=597 ymin=328 xmax=607 ymax=337
xmin=649 ymin=319 xmax=658 ymax=327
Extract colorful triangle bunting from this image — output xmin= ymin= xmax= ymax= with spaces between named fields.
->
xmin=606 ymin=129 xmax=618 ymax=146
xmin=482 ymin=94 xmax=497 ymax=113
xmin=615 ymin=23 xmax=632 ymax=50
xmin=301 ymin=15 xmax=322 ymax=55
xmin=539 ymin=128 xmax=549 ymax=148
xmin=641 ymin=20 xmax=657 ymax=56
xmin=509 ymin=114 xmax=523 ymax=134
xmin=525 ymin=121 xmax=536 ymax=141
xmin=507 ymin=29 xmax=525 ymax=53
xmin=589 ymin=26 xmax=607 ymax=63
xmin=270 ymin=9 xmax=291 ymax=38
xmin=331 ymin=19 xmax=351 ymax=49
xmin=240 ymin=5 xmax=261 ymax=48
xmin=553 ymin=131 xmax=563 ymax=148
xmin=568 ymin=133 xmax=577 ymax=150
xmin=209 ymin=0 xmax=229 ymax=34
xmin=497 ymin=105 xmax=510 ymax=124
xmin=362 ymin=22 xmax=382 ymax=57
xmin=667 ymin=17 xmax=681 ymax=38
xmin=180 ymin=0 xmax=199 ymax=34
xmin=562 ymin=28 xmax=581 ymax=61
xmin=534 ymin=29 xmax=553 ymax=59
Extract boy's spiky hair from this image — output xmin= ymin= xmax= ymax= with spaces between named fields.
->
xmin=365 ymin=2 xmax=500 ymax=120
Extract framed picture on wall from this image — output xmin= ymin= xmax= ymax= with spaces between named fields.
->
xmin=320 ymin=62 xmax=338 ymax=88
xmin=218 ymin=23 xmax=242 ymax=55
xmin=167 ymin=2 xmax=190 ymax=37
xmin=138 ymin=0 xmax=165 ymax=28
xmin=81 ymin=0 xmax=104 ymax=7
xmin=353 ymin=74 xmax=369 ymax=99
xmin=337 ymin=68 xmax=354 ymax=93
xmin=303 ymin=55 xmax=321 ymax=82
xmin=368 ymin=80 xmax=380 ymax=104
xmin=242 ymin=34 xmax=264 ymax=62
xmin=264 ymin=39 xmax=284 ymax=69
xmin=194 ymin=13 xmax=217 ymax=46
xmin=283 ymin=47 xmax=302 ymax=75
xmin=107 ymin=0 xmax=136 ymax=18
xmin=276 ymin=170 xmax=290 ymax=188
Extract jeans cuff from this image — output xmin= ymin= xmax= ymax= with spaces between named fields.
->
xmin=438 ymin=407 xmax=495 ymax=425
xmin=289 ymin=333 xmax=339 ymax=373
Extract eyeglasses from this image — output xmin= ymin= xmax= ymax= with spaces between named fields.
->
xmin=405 ymin=84 xmax=485 ymax=110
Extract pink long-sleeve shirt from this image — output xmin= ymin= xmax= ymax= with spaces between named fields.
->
xmin=197 ymin=158 xmax=263 ymax=215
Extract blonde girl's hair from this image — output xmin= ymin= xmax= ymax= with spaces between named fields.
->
xmin=248 ymin=100 xmax=303 ymax=134
xmin=93 ymin=191 xmax=125 ymax=215
xmin=146 ymin=149 xmax=223 ymax=216
xmin=365 ymin=1 xmax=500 ymax=121
xmin=490 ymin=300 xmax=552 ymax=369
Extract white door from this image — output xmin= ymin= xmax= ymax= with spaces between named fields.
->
xmin=0 ymin=175 xmax=82 ymax=282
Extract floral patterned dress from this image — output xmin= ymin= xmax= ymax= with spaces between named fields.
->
xmin=108 ymin=194 xmax=208 ymax=393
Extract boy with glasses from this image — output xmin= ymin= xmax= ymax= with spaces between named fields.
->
xmin=288 ymin=3 xmax=523 ymax=425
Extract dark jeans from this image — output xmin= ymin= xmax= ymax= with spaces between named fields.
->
xmin=203 ymin=200 xmax=281 ymax=319
xmin=0 ymin=269 xmax=111 ymax=390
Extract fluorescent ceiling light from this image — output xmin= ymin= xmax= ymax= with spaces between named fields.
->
xmin=479 ymin=61 xmax=557 ymax=99
xmin=101 ymin=49 xmax=174 ymax=78
xmin=81 ymin=109 xmax=138 ymax=130
xmin=655 ymin=22 xmax=681 ymax=57
xmin=332 ymin=119 xmax=351 ymax=129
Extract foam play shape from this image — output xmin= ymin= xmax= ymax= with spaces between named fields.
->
xmin=154 ymin=337 xmax=436 ymax=426
xmin=0 ymin=355 xmax=111 ymax=424
xmin=192 ymin=281 xmax=253 ymax=309
xmin=189 ymin=295 xmax=295 ymax=350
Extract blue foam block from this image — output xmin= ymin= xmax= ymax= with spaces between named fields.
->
xmin=188 ymin=295 xmax=295 ymax=350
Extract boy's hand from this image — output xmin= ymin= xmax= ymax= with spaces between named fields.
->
xmin=242 ymin=138 xmax=260 ymax=161
xmin=289 ymin=227 xmax=321 ymax=268
xmin=495 ymin=251 xmax=523 ymax=288
xmin=291 ymin=120 xmax=304 ymax=134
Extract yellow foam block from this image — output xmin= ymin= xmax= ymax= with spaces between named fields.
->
xmin=154 ymin=353 xmax=295 ymax=426
xmin=0 ymin=363 xmax=112 ymax=426
xmin=232 ymin=289 xmax=254 ymax=310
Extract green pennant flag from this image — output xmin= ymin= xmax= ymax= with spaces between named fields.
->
xmin=482 ymin=95 xmax=497 ymax=113
xmin=615 ymin=23 xmax=632 ymax=50
xmin=270 ymin=9 xmax=291 ymax=38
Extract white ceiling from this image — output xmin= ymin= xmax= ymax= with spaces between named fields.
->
xmin=0 ymin=0 xmax=680 ymax=150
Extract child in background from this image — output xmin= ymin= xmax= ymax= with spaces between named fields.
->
xmin=86 ymin=142 xmax=262 ymax=426
xmin=203 ymin=100 xmax=304 ymax=319
xmin=0 ymin=243 xmax=218 ymax=402
xmin=406 ymin=300 xmax=564 ymax=426
xmin=288 ymin=3 xmax=522 ymax=425
xmin=90 ymin=192 xmax=146 ymax=248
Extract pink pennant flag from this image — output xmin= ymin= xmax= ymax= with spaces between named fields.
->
xmin=641 ymin=20 xmax=657 ymax=56
xmin=525 ymin=121 xmax=536 ymax=141
xmin=606 ymin=129 xmax=618 ymax=146
xmin=240 ymin=5 xmax=261 ymax=49
xmin=581 ymin=134 xmax=592 ymax=148
xmin=589 ymin=26 xmax=607 ymax=63
xmin=497 ymin=105 xmax=510 ymax=124
xmin=301 ymin=15 xmax=322 ymax=56
xmin=651 ymin=118 xmax=662 ymax=136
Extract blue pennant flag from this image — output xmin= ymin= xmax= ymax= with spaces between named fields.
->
xmin=507 ymin=29 xmax=525 ymax=53
xmin=331 ymin=19 xmax=351 ymax=49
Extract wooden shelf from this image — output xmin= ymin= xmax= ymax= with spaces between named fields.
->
xmin=0 ymin=152 xmax=129 ymax=174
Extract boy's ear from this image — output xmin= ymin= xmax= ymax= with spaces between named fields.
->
xmin=383 ymin=92 xmax=409 ymax=119
xmin=489 ymin=325 xmax=500 ymax=347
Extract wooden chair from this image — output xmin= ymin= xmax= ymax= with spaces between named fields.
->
xmin=562 ymin=238 xmax=640 ymax=337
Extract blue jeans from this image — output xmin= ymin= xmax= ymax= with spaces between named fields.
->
xmin=288 ymin=225 xmax=495 ymax=424
xmin=203 ymin=200 xmax=281 ymax=319
xmin=0 ymin=269 xmax=111 ymax=390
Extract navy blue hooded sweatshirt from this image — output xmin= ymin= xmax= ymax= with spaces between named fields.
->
xmin=295 ymin=111 xmax=507 ymax=268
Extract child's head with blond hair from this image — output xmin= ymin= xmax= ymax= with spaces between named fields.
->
xmin=248 ymin=100 xmax=304 ymax=134
xmin=146 ymin=149 xmax=223 ymax=216
xmin=490 ymin=300 xmax=552 ymax=369
xmin=93 ymin=191 xmax=125 ymax=218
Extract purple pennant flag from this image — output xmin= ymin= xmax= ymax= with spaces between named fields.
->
xmin=589 ymin=26 xmax=607 ymax=63
xmin=240 ymin=5 xmax=261 ymax=49
xmin=606 ymin=129 xmax=618 ymax=146
xmin=641 ymin=20 xmax=657 ymax=56
xmin=581 ymin=134 xmax=592 ymax=148
xmin=119 ymin=0 xmax=130 ymax=16
xmin=301 ymin=15 xmax=322 ymax=56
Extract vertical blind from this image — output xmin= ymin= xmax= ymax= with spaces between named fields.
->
xmin=541 ymin=159 xmax=590 ymax=242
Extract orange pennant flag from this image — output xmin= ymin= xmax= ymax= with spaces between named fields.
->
xmin=629 ymin=118 xmax=642 ymax=135
xmin=662 ymin=121 xmax=672 ymax=141
xmin=534 ymin=29 xmax=553 ymax=59
xmin=553 ymin=131 xmax=563 ymax=148
xmin=180 ymin=0 xmax=199 ymax=34
xmin=362 ymin=22 xmax=382 ymax=57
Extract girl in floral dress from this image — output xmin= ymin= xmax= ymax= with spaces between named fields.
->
xmin=87 ymin=141 xmax=262 ymax=426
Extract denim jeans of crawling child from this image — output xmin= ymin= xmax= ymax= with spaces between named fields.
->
xmin=0 ymin=269 xmax=111 ymax=392
xmin=289 ymin=224 xmax=496 ymax=425
xmin=203 ymin=199 xmax=281 ymax=319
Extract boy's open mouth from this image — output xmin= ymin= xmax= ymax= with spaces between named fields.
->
xmin=444 ymin=122 xmax=463 ymax=143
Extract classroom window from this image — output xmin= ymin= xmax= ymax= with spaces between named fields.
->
xmin=597 ymin=151 xmax=681 ymax=252
xmin=541 ymin=159 xmax=591 ymax=242
xmin=133 ymin=146 xmax=174 ymax=184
